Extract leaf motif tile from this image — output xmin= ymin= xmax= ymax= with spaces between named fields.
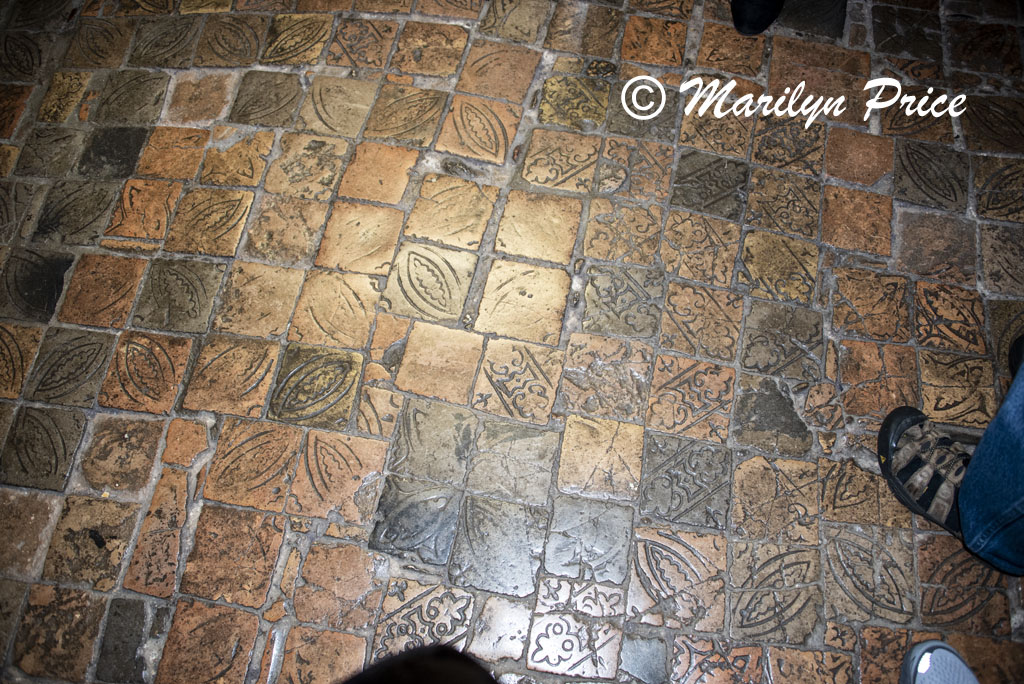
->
xmin=99 ymin=332 xmax=191 ymax=414
xmin=25 ymin=327 xmax=115 ymax=407
xmin=640 ymin=434 xmax=730 ymax=529
xmin=471 ymin=339 xmax=562 ymax=424
xmin=182 ymin=336 xmax=278 ymax=417
xmin=823 ymin=524 xmax=915 ymax=624
xmin=0 ymin=407 xmax=85 ymax=490
xmin=405 ymin=174 xmax=498 ymax=249
xmin=195 ymin=14 xmax=267 ymax=67
xmin=729 ymin=542 xmax=822 ymax=643
xmin=740 ymin=299 xmax=823 ymax=381
xmin=327 ymin=19 xmax=397 ymax=68
xmin=381 ymin=242 xmax=476 ymax=323
xmin=372 ymin=581 xmax=474 ymax=660
xmin=838 ymin=340 xmax=919 ymax=428
xmin=647 ymin=353 xmax=733 ymax=443
xmin=369 ymin=476 xmax=462 ymax=565
xmin=364 ymin=84 xmax=445 ymax=146
xmin=133 ymin=258 xmax=225 ymax=333
xmin=436 ymin=94 xmax=521 ymax=165
xmin=289 ymin=270 xmax=378 ymax=349
xmin=894 ymin=139 xmax=968 ymax=211
xmin=268 ymin=343 xmax=364 ymax=429
xmin=388 ymin=398 xmax=476 ymax=484
xmin=521 ymin=129 xmax=601 ymax=193
xmin=261 ymin=13 xmax=332 ymax=65
xmin=583 ymin=264 xmax=665 ymax=338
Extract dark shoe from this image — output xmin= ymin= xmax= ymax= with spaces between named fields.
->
xmin=878 ymin=407 xmax=971 ymax=537
xmin=899 ymin=640 xmax=978 ymax=684
xmin=731 ymin=0 xmax=785 ymax=35
xmin=1010 ymin=334 xmax=1022 ymax=379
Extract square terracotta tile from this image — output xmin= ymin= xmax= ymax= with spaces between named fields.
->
xmin=106 ymin=179 xmax=182 ymax=242
xmin=388 ymin=398 xmax=477 ymax=485
xmin=732 ymin=455 xmax=819 ymax=544
xmin=596 ymin=137 xmax=673 ymax=203
xmin=13 ymin=586 xmax=105 ymax=682
xmin=180 ymin=505 xmax=283 ymax=607
xmin=0 ymin=487 xmax=58 ymax=578
xmin=182 ymin=336 xmax=278 ymax=417
xmin=839 ymin=340 xmax=919 ymax=427
xmin=396 ymin=322 xmax=483 ymax=405
xmin=381 ymin=242 xmax=477 ymax=323
xmin=164 ymin=187 xmax=254 ymax=256
xmin=738 ymin=230 xmax=819 ymax=305
xmin=136 ymin=127 xmax=209 ymax=179
xmin=739 ymin=299 xmax=823 ymax=382
xmin=0 ymin=323 xmax=42 ymax=399
xmin=826 ymin=127 xmax=893 ymax=186
xmin=38 ymin=71 xmax=90 ymax=124
xmin=58 ymin=254 xmax=145 ymax=327
xmin=458 ymin=40 xmax=540 ymax=102
xmin=647 ymin=353 xmax=733 ymax=443
xmin=15 ymin=126 xmax=87 ymax=178
xmin=258 ymin=627 xmax=366 ymax=684
xmin=628 ymin=528 xmax=725 ymax=630
xmin=0 ymin=85 xmax=34 ymax=138
xmin=745 ymin=167 xmax=820 ymax=239
xmin=337 ymin=141 xmax=418 ymax=204
xmin=583 ymin=264 xmax=664 ymax=338
xmin=391 ymin=21 xmax=467 ymax=76
xmin=199 ymin=128 xmax=274 ymax=186
xmin=479 ymin=0 xmax=548 ymax=42
xmin=195 ymin=14 xmax=267 ymax=67
xmin=327 ymin=19 xmax=398 ymax=68
xmin=364 ymin=84 xmax=445 ymax=146
xmin=730 ymin=543 xmax=822 ymax=643
xmin=561 ymin=333 xmax=653 ymax=422
xmin=265 ymin=133 xmax=348 ymax=200
xmin=268 ymin=342 xmax=364 ymax=428
xmin=583 ymin=199 xmax=660 ymax=265
xmin=475 ymin=259 xmax=570 ymax=345
xmin=405 ymin=174 xmax=498 ymax=249
xmin=895 ymin=139 xmax=968 ymax=211
xmin=915 ymin=282 xmax=986 ymax=354
xmin=437 ymin=95 xmax=522 ymax=165
xmin=25 ymin=327 xmax=115 ymax=408
xmin=538 ymin=76 xmax=610 ymax=131
xmin=621 ymin=16 xmax=687 ymax=67
xmin=920 ymin=349 xmax=996 ymax=427
xmin=544 ymin=3 xmax=621 ymax=58
xmin=893 ymin=209 xmax=975 ymax=285
xmin=229 ymin=70 xmax=302 ymax=127
xmin=244 ymin=195 xmax=328 ymax=266
xmin=822 ymin=184 xmax=893 ymax=255
xmin=261 ymin=14 xmax=332 ymax=65
xmin=976 ymin=156 xmax=1024 ymax=222
xmin=202 ymin=417 xmax=302 ymax=510
xmin=697 ymin=22 xmax=763 ymax=76
xmin=43 ymin=495 xmax=138 ymax=591
xmin=752 ymin=116 xmax=825 ymax=176
xmin=133 ymin=259 xmax=226 ymax=333
xmin=672 ymin=637 xmax=763 ymax=684
xmin=356 ymin=385 xmax=402 ymax=437
xmin=831 ymin=267 xmax=911 ymax=342
xmin=661 ymin=281 xmax=742 ymax=362
xmin=99 ymin=331 xmax=192 ymax=414
xmin=155 ymin=600 xmax=257 ymax=684
xmin=678 ymin=107 xmax=753 ymax=158
xmin=161 ymin=418 xmax=207 ymax=466
xmin=639 ymin=433 xmax=730 ymax=529
xmin=294 ymin=542 xmax=384 ymax=631
xmin=496 ymin=190 xmax=580 ymax=264
xmin=661 ymin=210 xmax=740 ymax=286
xmin=471 ymin=337 xmax=563 ymax=424
xmin=0 ymin=406 xmax=86 ymax=491
xmin=122 ymin=468 xmax=187 ymax=597
xmin=981 ymin=222 xmax=1024 ymax=296
xmin=289 ymin=270 xmax=378 ymax=349
xmin=287 ymin=430 xmax=386 ymax=521
xmin=918 ymin=534 xmax=1010 ymax=635
xmin=318 ymin=200 xmax=402 ymax=275
xmin=213 ymin=261 xmax=304 ymax=337
xmin=671 ymin=149 xmax=748 ymax=220
xmin=298 ymin=75 xmax=376 ymax=137
xmin=167 ymin=72 xmax=233 ymax=122
xmin=558 ymin=414 xmax=642 ymax=500
xmin=128 ymin=16 xmax=201 ymax=68
xmin=521 ymin=129 xmax=601 ymax=193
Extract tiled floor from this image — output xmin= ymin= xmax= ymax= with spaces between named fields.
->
xmin=0 ymin=0 xmax=1023 ymax=682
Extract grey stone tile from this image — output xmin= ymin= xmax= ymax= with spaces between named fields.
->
xmin=545 ymin=496 xmax=632 ymax=584
xmin=639 ymin=433 xmax=730 ymax=529
xmin=0 ymin=406 xmax=86 ymax=490
xmin=583 ymin=264 xmax=664 ymax=338
xmin=671 ymin=150 xmax=748 ymax=221
xmin=96 ymin=598 xmax=146 ymax=684
xmin=389 ymin=399 xmax=476 ymax=485
xmin=76 ymin=127 xmax=148 ymax=180
xmin=894 ymin=139 xmax=968 ymax=212
xmin=369 ymin=475 xmax=462 ymax=566
xmin=466 ymin=422 xmax=557 ymax=506
xmin=133 ymin=259 xmax=226 ymax=334
xmin=0 ymin=249 xmax=73 ymax=322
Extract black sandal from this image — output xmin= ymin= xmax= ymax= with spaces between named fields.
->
xmin=878 ymin=406 xmax=972 ymax=537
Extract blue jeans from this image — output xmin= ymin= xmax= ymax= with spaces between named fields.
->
xmin=960 ymin=371 xmax=1024 ymax=575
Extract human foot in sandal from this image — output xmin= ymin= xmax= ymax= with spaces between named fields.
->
xmin=878 ymin=407 xmax=972 ymax=536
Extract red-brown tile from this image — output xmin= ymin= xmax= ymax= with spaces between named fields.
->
xmin=123 ymin=467 xmax=187 ymax=597
xmin=155 ymin=600 xmax=258 ymax=684
xmin=58 ymin=254 xmax=146 ymax=327
xmin=100 ymin=331 xmax=192 ymax=414
xmin=182 ymin=336 xmax=278 ymax=417
xmin=287 ymin=431 xmax=387 ymax=522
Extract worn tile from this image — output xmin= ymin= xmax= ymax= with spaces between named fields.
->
xmin=962 ymin=96 xmax=1024 ymax=155
xmin=246 ymin=195 xmax=328 ymax=266
xmin=0 ymin=182 xmax=43 ymax=243
xmin=13 ymin=586 xmax=105 ymax=682
xmin=356 ymin=386 xmax=402 ymax=437
xmin=370 ymin=475 xmax=462 ymax=564
xmin=765 ymin=647 xmax=853 ymax=683
xmin=95 ymin=598 xmax=146 ymax=684
xmin=164 ymin=187 xmax=253 ymax=256
xmin=919 ymin=350 xmax=995 ymax=428
xmin=64 ymin=17 xmax=135 ymax=67
xmin=298 ymin=75 xmax=375 ymax=137
xmin=558 ymin=414 xmax=642 ymax=501
xmin=893 ymin=210 xmax=975 ymax=285
xmin=327 ymin=19 xmax=397 ymax=68
xmin=738 ymin=300 xmax=821 ymax=382
xmin=539 ymin=76 xmax=609 ymax=131
xmin=468 ymin=595 xmax=531 ymax=662
xmin=200 ymin=128 xmax=274 ymax=186
xmin=597 ymin=137 xmax=673 ymax=203
xmin=76 ymin=126 xmax=149 ymax=180
xmin=161 ymin=419 xmax=208 ymax=467
xmin=839 ymin=340 xmax=919 ymax=428
xmin=261 ymin=13 xmax=332 ymax=65
xmin=830 ymin=267 xmax=910 ymax=342
xmin=497 ymin=190 xmax=579 ymax=264
xmin=80 ymin=415 xmax=161 ymax=492
xmin=195 ymin=14 xmax=267 ymax=67
xmin=585 ymin=201 xmax=661 ymax=267
xmin=155 ymin=600 xmax=257 ymax=684
xmin=15 ymin=126 xmax=87 ymax=177
xmin=981 ymin=223 xmax=1024 ymax=296
xmin=465 ymin=422 xmax=557 ymax=505
xmin=137 ymin=126 xmax=210 ymax=179
xmin=919 ymin=534 xmax=1009 ymax=635
xmin=914 ymin=282 xmax=986 ymax=354
xmin=536 ymin=576 xmax=625 ymax=618
xmin=648 ymin=352 xmax=734 ymax=443
xmin=372 ymin=580 xmax=473 ymax=659
xmin=389 ymin=398 xmax=476 ymax=484
xmin=732 ymin=374 xmax=812 ymax=456
xmin=745 ymin=167 xmax=820 ymax=239
xmin=93 ymin=70 xmax=169 ymax=125
xmin=752 ymin=117 xmax=825 ymax=176
xmin=381 ymin=242 xmax=476 ymax=323
xmin=289 ymin=270 xmax=377 ymax=349
xmin=265 ymin=133 xmax=348 ymax=200
xmin=562 ymin=333 xmax=653 ymax=422
xmin=0 ymin=323 xmax=42 ymax=399
xmin=822 ymin=185 xmax=892 ymax=256
xmin=0 ymin=488 xmax=58 ymax=578
xmin=661 ymin=281 xmax=742 ymax=362
xmin=824 ymin=525 xmax=915 ymax=624
xmin=213 ymin=261 xmax=303 ymax=337
xmin=0 ymin=406 xmax=85 ymax=490
xmin=521 ymin=129 xmax=601 ymax=193
xmin=24 ymin=327 xmax=114 ymax=407
xmin=57 ymin=254 xmax=143 ymax=328
xmin=545 ymin=2 xmax=621 ymax=58
xmin=872 ymin=5 xmax=942 ymax=60
xmin=476 ymin=259 xmax=570 ymax=345
xmin=975 ymin=156 xmax=1024 ymax=223
xmin=894 ymin=139 xmax=968 ymax=212
xmin=458 ymin=40 xmax=540 ymax=101
xmin=105 ymin=179 xmax=181 ymax=243
xmin=181 ymin=505 xmax=283 ymax=608
xmin=364 ymin=84 xmax=445 ymax=146
xmin=268 ymin=342 xmax=363 ymax=428
xmin=527 ymin=611 xmax=622 ymax=678
xmin=337 ymin=141 xmax=418 ymax=204
xmin=259 ymin=627 xmax=365 ymax=684
xmin=730 ymin=542 xmax=822 ymax=643
xmin=392 ymin=21 xmax=467 ymax=76
xmin=471 ymin=338 xmax=562 ymax=425
xmin=33 ymin=181 xmax=118 ymax=247
xmin=396 ymin=322 xmax=482 ymax=404
xmin=129 ymin=16 xmax=201 ymax=68
xmin=671 ymin=149 xmax=748 ymax=221
xmin=947 ymin=19 xmax=1021 ymax=77
xmin=678 ymin=105 xmax=753 ymax=158
xmin=0 ymin=249 xmax=74 ymax=322
xmin=479 ymin=0 xmax=548 ymax=42
xmin=610 ymin=79 xmax=682 ymax=144
xmin=826 ymin=128 xmax=893 ymax=186
xmin=183 ymin=336 xmax=278 ymax=417
xmin=133 ymin=258 xmax=225 ymax=333
xmin=0 ymin=84 xmax=31 ymax=139
xmin=165 ymin=73 xmax=232 ymax=125
xmin=738 ymin=230 xmax=819 ymax=305
xmin=287 ymin=430 xmax=386 ymax=521
xmin=698 ymin=22 xmax=763 ymax=76
xmin=405 ymin=175 xmax=497 ymax=249
xmin=661 ymin=210 xmax=740 ymax=286
xmin=621 ymin=16 xmax=687 ymax=67
xmin=229 ymin=70 xmax=302 ymax=127
xmin=545 ymin=495 xmax=633 ymax=584
xmin=437 ymin=95 xmax=522 ymax=165
xmin=202 ymin=417 xmax=302 ymax=509
xmin=583 ymin=264 xmax=664 ymax=338
xmin=43 ymin=495 xmax=137 ymax=591
xmin=123 ymin=468 xmax=188 ymax=597
xmin=672 ymin=637 xmax=763 ymax=684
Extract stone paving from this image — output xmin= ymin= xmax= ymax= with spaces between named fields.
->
xmin=0 ymin=0 xmax=1023 ymax=683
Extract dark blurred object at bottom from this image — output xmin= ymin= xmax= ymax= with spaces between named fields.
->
xmin=341 ymin=646 xmax=497 ymax=684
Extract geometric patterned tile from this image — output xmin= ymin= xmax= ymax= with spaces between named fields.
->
xmin=647 ymin=353 xmax=734 ymax=443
